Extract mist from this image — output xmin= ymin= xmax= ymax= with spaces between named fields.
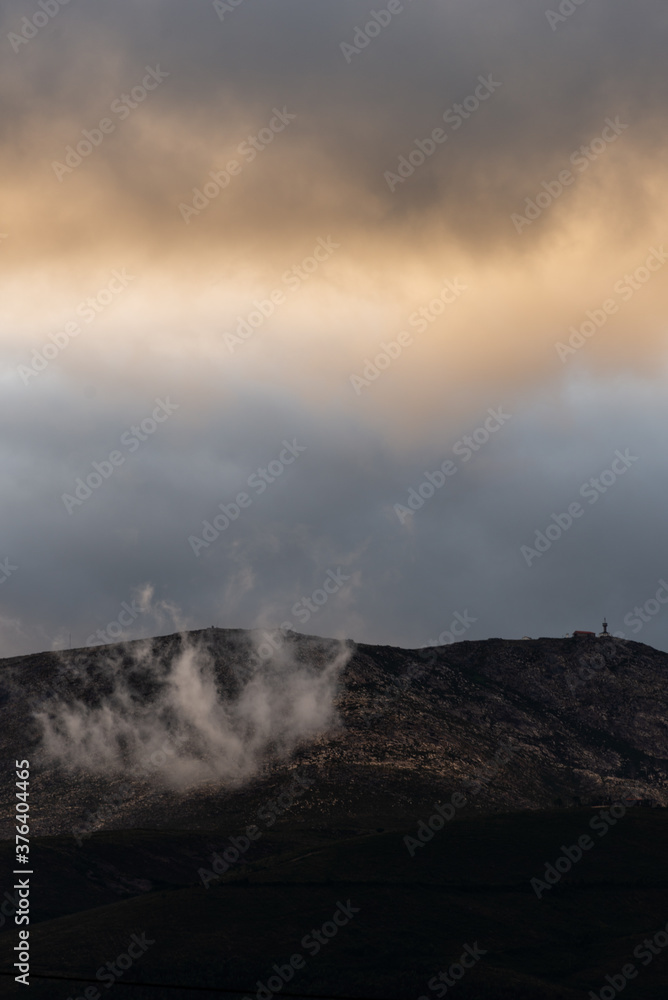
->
xmin=33 ymin=629 xmax=350 ymax=790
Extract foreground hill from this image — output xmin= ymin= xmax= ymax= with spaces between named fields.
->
xmin=2 ymin=810 xmax=668 ymax=998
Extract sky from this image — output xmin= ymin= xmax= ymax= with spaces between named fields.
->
xmin=2 ymin=0 xmax=668 ymax=658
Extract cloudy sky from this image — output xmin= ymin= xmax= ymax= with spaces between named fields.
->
xmin=2 ymin=0 xmax=668 ymax=658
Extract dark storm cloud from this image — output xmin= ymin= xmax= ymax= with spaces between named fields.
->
xmin=2 ymin=0 xmax=667 ymax=261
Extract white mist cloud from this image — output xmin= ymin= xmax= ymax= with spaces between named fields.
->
xmin=35 ymin=630 xmax=350 ymax=790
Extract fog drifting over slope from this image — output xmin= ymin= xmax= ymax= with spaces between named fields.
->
xmin=34 ymin=630 xmax=349 ymax=790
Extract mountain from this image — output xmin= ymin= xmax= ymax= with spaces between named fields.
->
xmin=0 ymin=628 xmax=667 ymax=840
xmin=1 ymin=629 xmax=667 ymax=999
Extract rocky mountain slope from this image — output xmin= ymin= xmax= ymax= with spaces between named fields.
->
xmin=1 ymin=628 xmax=666 ymax=839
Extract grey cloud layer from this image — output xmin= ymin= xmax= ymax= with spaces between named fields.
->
xmin=3 ymin=370 xmax=668 ymax=656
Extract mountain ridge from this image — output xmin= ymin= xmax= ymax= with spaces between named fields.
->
xmin=0 ymin=628 xmax=666 ymax=841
